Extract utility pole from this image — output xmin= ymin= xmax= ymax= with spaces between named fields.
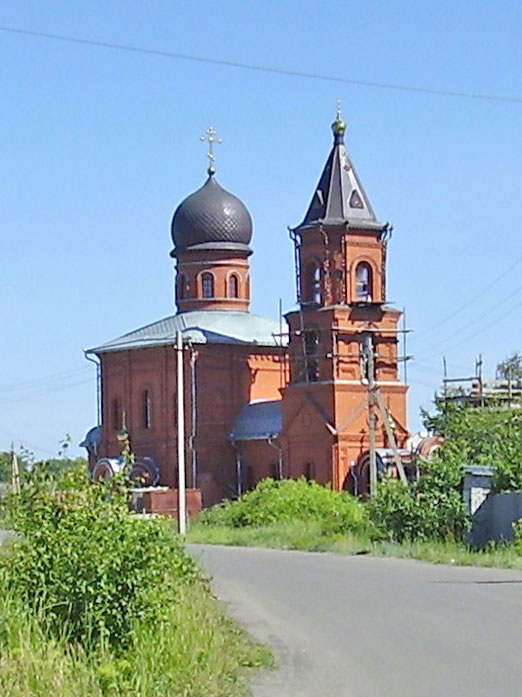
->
xmin=363 ymin=335 xmax=378 ymax=498
xmin=10 ymin=442 xmax=20 ymax=495
xmin=176 ymin=330 xmax=187 ymax=535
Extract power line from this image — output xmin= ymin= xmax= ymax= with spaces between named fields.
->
xmin=0 ymin=366 xmax=91 ymax=394
xmin=0 ymin=429 xmax=58 ymax=457
xmin=414 ymin=284 xmax=522 ymax=357
xmin=6 ymin=377 xmax=93 ymax=404
xmin=411 ymin=252 xmax=522 ymax=343
xmin=419 ymin=296 xmax=522 ymax=361
xmin=2 ymin=25 xmax=522 ymax=105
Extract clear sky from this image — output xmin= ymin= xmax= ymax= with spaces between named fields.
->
xmin=2 ymin=0 xmax=522 ymax=458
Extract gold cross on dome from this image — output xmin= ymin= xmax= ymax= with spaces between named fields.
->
xmin=200 ymin=126 xmax=223 ymax=175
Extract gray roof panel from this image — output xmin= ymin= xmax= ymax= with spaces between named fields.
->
xmin=230 ymin=400 xmax=283 ymax=441
xmin=88 ymin=310 xmax=285 ymax=354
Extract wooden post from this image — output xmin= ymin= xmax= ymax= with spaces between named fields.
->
xmin=363 ymin=335 xmax=378 ymax=498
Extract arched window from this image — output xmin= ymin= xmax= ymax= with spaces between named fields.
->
xmin=306 ymin=262 xmax=322 ymax=304
xmin=228 ymin=274 xmax=240 ymax=298
xmin=142 ymin=390 xmax=152 ymax=429
xmin=178 ymin=274 xmax=187 ymax=300
xmin=201 ymin=272 xmax=214 ymax=299
xmin=355 ymin=262 xmax=372 ymax=302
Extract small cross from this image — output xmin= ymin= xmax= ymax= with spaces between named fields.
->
xmin=200 ymin=126 xmax=223 ymax=175
xmin=336 ymin=97 xmax=343 ymax=121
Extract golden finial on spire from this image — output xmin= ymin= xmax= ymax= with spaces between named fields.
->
xmin=331 ymin=98 xmax=347 ymax=138
xmin=200 ymin=126 xmax=223 ymax=176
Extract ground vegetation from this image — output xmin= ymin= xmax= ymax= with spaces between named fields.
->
xmin=190 ymin=398 xmax=522 ymax=566
xmin=0 ymin=463 xmax=271 ymax=697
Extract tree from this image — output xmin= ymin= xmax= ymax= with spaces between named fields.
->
xmin=496 ymin=352 xmax=522 ymax=382
xmin=423 ymin=398 xmax=522 ymax=493
xmin=0 ymin=451 xmax=30 ymax=484
xmin=0 ymin=452 xmax=11 ymax=483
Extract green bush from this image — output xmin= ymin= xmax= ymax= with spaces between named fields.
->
xmin=0 ymin=578 xmax=271 ymax=697
xmin=199 ymin=477 xmax=371 ymax=535
xmin=2 ymin=464 xmax=198 ymax=650
xmin=368 ymin=455 xmax=470 ymax=543
xmin=424 ymin=400 xmax=522 ymax=493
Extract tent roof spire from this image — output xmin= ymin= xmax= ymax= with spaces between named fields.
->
xmin=296 ymin=107 xmax=383 ymax=232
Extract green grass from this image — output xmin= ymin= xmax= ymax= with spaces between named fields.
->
xmin=0 ymin=579 xmax=273 ymax=697
xmin=0 ymin=462 xmax=273 ymax=697
xmin=187 ymin=519 xmax=522 ymax=569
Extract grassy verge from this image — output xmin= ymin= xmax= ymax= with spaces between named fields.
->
xmin=0 ymin=464 xmax=273 ymax=697
xmin=0 ymin=572 xmax=272 ymax=697
xmin=187 ymin=519 xmax=522 ymax=569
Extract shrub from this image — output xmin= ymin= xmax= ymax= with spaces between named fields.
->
xmin=199 ymin=477 xmax=371 ymax=536
xmin=2 ymin=463 xmax=198 ymax=650
xmin=424 ymin=400 xmax=522 ymax=493
xmin=368 ymin=455 xmax=470 ymax=543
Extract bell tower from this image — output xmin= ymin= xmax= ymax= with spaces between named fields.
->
xmin=281 ymin=109 xmax=408 ymax=492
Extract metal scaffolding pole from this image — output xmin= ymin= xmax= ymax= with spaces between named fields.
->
xmin=176 ymin=330 xmax=187 ymax=535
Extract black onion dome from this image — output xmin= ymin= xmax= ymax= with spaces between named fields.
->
xmin=171 ymin=175 xmax=253 ymax=250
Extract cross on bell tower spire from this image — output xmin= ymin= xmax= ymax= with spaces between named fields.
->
xmin=200 ymin=126 xmax=223 ymax=176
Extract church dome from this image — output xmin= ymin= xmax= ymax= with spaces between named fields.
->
xmin=171 ymin=175 xmax=253 ymax=250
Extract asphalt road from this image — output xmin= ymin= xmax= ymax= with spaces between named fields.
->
xmin=190 ymin=544 xmax=522 ymax=697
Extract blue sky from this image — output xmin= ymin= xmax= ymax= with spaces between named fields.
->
xmin=2 ymin=1 xmax=522 ymax=458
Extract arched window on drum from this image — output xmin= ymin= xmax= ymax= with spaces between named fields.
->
xmin=228 ymin=273 xmax=240 ymax=299
xmin=201 ymin=272 xmax=215 ymax=298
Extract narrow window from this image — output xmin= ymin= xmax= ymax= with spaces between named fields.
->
xmin=111 ymin=398 xmax=121 ymax=431
xmin=304 ymin=462 xmax=315 ymax=481
xmin=304 ymin=330 xmax=320 ymax=382
xmin=306 ymin=262 xmax=322 ymax=304
xmin=142 ymin=390 xmax=152 ymax=429
xmin=355 ymin=262 xmax=372 ymax=302
xmin=228 ymin=274 xmax=240 ymax=299
xmin=201 ymin=272 xmax=214 ymax=298
xmin=178 ymin=274 xmax=187 ymax=300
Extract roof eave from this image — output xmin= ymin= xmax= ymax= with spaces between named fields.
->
xmin=294 ymin=218 xmax=386 ymax=233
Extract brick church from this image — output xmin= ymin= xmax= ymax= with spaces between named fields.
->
xmin=82 ymin=111 xmax=409 ymax=506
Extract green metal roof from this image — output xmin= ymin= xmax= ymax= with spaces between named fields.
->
xmin=87 ymin=310 xmax=285 ymax=354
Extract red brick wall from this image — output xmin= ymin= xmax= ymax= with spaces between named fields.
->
xmin=98 ymin=342 xmax=287 ymax=507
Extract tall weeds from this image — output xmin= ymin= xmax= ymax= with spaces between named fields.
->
xmin=0 ymin=464 xmax=271 ymax=696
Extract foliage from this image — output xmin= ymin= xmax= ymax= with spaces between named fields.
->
xmin=497 ymin=351 xmax=522 ymax=381
xmin=0 ymin=439 xmax=87 ymax=485
xmin=0 ymin=579 xmax=271 ymax=697
xmin=2 ymin=463 xmax=198 ymax=650
xmin=368 ymin=467 xmax=470 ymax=543
xmin=0 ymin=451 xmax=29 ymax=484
xmin=423 ymin=399 xmax=522 ymax=493
xmin=188 ymin=518 xmax=373 ymax=553
xmin=199 ymin=477 xmax=371 ymax=536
